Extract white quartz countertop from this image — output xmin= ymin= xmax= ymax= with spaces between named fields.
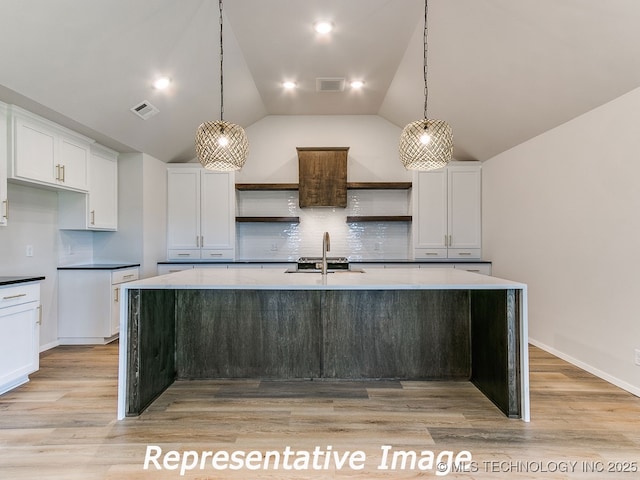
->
xmin=123 ymin=267 xmax=526 ymax=291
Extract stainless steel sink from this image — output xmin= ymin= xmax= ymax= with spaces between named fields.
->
xmin=288 ymin=255 xmax=364 ymax=273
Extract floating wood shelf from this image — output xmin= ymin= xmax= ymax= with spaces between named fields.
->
xmin=235 ymin=182 xmax=412 ymax=191
xmin=235 ymin=183 xmax=299 ymax=191
xmin=346 ymin=215 xmax=412 ymax=223
xmin=346 ymin=182 xmax=412 ymax=190
xmin=236 ymin=216 xmax=300 ymax=223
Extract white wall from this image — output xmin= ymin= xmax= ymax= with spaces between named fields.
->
xmin=483 ymin=86 xmax=640 ymax=396
xmin=141 ymin=154 xmax=168 ymax=277
xmin=0 ymin=183 xmax=60 ymax=350
xmin=233 ymin=115 xmax=413 ymax=260
xmin=238 ymin=115 xmax=410 ymax=183
xmin=93 ymin=153 xmax=166 ymax=278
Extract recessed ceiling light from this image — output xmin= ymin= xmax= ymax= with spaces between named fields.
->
xmin=314 ymin=21 xmax=333 ymax=34
xmin=350 ymin=80 xmax=364 ymax=89
xmin=283 ymin=81 xmax=297 ymax=89
xmin=153 ymin=76 xmax=171 ymax=90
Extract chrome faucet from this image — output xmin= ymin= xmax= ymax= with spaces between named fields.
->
xmin=321 ymin=231 xmax=330 ymax=275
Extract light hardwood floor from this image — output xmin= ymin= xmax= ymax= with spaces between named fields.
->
xmin=1 ymin=343 xmax=639 ymax=479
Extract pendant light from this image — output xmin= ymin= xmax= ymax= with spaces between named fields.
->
xmin=195 ymin=0 xmax=249 ymax=171
xmin=399 ymin=0 xmax=453 ymax=171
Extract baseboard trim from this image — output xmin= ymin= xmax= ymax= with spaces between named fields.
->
xmin=40 ymin=340 xmax=60 ymax=352
xmin=529 ymin=338 xmax=640 ymax=398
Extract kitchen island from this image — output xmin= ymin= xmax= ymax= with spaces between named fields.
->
xmin=117 ymin=268 xmax=529 ymax=421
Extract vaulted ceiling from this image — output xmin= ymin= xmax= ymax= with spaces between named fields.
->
xmin=1 ymin=0 xmax=640 ymax=163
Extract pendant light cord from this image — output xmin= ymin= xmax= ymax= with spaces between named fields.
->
xmin=219 ymin=0 xmax=224 ymax=122
xmin=423 ymin=0 xmax=429 ymax=121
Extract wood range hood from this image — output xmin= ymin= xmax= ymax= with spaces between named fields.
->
xmin=297 ymin=147 xmax=348 ymax=208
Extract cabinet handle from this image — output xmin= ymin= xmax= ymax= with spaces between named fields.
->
xmin=458 ymin=252 xmax=472 ymax=256
xmin=209 ymin=253 xmax=223 ymax=257
xmin=3 ymin=293 xmax=27 ymax=300
xmin=177 ymin=253 xmax=191 ymax=257
xmin=114 ymin=287 xmax=119 ymax=302
xmin=55 ymin=164 xmax=61 ymax=181
xmin=90 ymin=210 xmax=95 ymax=225
xmin=196 ymin=236 xmax=200 ymax=247
xmin=122 ymin=274 xmax=135 ymax=279
xmin=448 ymin=235 xmax=452 ymax=247
xmin=37 ymin=305 xmax=42 ymax=325
xmin=60 ymin=164 xmax=66 ymax=182
xmin=2 ymin=199 xmax=7 ymax=220
xmin=200 ymin=236 xmax=204 ymax=247
xmin=424 ymin=252 xmax=438 ymax=256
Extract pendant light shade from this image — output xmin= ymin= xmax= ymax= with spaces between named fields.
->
xmin=399 ymin=0 xmax=453 ymax=171
xmin=399 ymin=119 xmax=453 ymax=171
xmin=196 ymin=120 xmax=248 ymax=171
xmin=195 ymin=0 xmax=248 ymax=171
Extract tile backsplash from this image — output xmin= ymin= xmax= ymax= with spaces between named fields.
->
xmin=236 ymin=189 xmax=412 ymax=261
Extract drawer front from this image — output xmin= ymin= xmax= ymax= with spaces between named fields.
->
xmin=157 ymin=264 xmax=194 ymax=275
xmin=447 ymin=248 xmax=481 ymax=259
xmin=201 ymin=249 xmax=234 ymax=261
xmin=111 ymin=268 xmax=139 ymax=285
xmin=414 ymin=248 xmax=447 ymax=259
xmin=419 ymin=263 xmax=454 ymax=269
xmin=167 ymin=249 xmax=202 ymax=260
xmin=0 ymin=283 xmax=40 ymax=309
xmin=454 ymin=263 xmax=492 ymax=275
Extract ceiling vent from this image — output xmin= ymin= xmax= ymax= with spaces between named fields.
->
xmin=316 ymin=77 xmax=345 ymax=92
xmin=130 ymin=100 xmax=159 ymax=120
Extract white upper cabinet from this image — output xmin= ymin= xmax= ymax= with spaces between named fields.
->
xmin=8 ymin=106 xmax=91 ymax=192
xmin=0 ymin=102 xmax=8 ymax=227
xmin=88 ymin=145 xmax=118 ymax=230
xmin=167 ymin=166 xmax=235 ymax=261
xmin=58 ymin=144 xmax=118 ymax=231
xmin=414 ymin=163 xmax=482 ymax=260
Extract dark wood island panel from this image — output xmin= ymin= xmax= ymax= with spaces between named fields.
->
xmin=125 ymin=287 xmax=523 ymax=419
xmin=176 ymin=290 xmax=323 ymax=379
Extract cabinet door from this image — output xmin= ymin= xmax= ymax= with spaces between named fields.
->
xmin=58 ymin=270 xmax=111 ymax=340
xmin=13 ymin=116 xmax=56 ymax=184
xmin=200 ymin=171 xmax=235 ymax=252
xmin=88 ymin=149 xmax=117 ymax=229
xmin=0 ymin=302 xmax=40 ymax=392
xmin=111 ymin=285 xmax=120 ymax=336
xmin=447 ymin=166 xmax=481 ymax=250
xmin=167 ymin=169 xmax=201 ymax=251
xmin=0 ymin=103 xmax=7 ymax=227
xmin=59 ymin=136 xmax=89 ymax=191
xmin=414 ymin=170 xmax=448 ymax=250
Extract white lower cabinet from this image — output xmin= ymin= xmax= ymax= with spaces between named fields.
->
xmin=58 ymin=266 xmax=139 ymax=344
xmin=157 ymin=264 xmax=195 ymax=275
xmin=453 ymin=263 xmax=492 ymax=275
xmin=157 ymin=263 xmax=296 ymax=275
xmin=0 ymin=282 xmax=41 ymax=394
xmin=417 ymin=262 xmax=491 ymax=275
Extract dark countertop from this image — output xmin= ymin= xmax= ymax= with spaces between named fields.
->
xmin=0 ymin=276 xmax=46 ymax=287
xmin=57 ymin=263 xmax=140 ymax=271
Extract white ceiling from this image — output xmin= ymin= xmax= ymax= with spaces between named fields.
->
xmin=1 ymin=0 xmax=640 ymax=163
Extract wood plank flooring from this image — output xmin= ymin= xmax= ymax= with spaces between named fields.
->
xmin=1 ymin=343 xmax=639 ymax=479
